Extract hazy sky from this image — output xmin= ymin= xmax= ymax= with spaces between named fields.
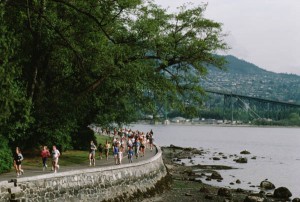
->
xmin=154 ymin=0 xmax=300 ymax=75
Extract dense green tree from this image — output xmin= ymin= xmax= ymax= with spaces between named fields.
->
xmin=0 ymin=2 xmax=32 ymax=146
xmin=1 ymin=0 xmax=227 ymax=149
xmin=0 ymin=2 xmax=32 ymax=172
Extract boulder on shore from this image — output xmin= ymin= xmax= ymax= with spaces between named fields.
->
xmin=240 ymin=150 xmax=251 ymax=155
xmin=273 ymin=187 xmax=292 ymax=199
xmin=292 ymin=198 xmax=300 ymax=202
xmin=217 ymin=188 xmax=231 ymax=197
xmin=234 ymin=157 xmax=248 ymax=163
xmin=260 ymin=180 xmax=275 ymax=190
xmin=244 ymin=195 xmax=267 ymax=202
xmin=211 ymin=172 xmax=223 ymax=180
xmin=236 ymin=188 xmax=244 ymax=193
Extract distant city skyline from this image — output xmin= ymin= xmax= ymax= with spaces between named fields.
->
xmin=154 ymin=0 xmax=300 ymax=76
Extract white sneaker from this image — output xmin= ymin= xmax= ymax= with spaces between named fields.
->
xmin=20 ymin=170 xmax=24 ymax=175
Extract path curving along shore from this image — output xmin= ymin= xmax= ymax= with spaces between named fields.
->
xmin=0 ymin=145 xmax=169 ymax=202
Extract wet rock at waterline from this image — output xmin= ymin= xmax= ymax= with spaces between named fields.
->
xmin=234 ymin=157 xmax=248 ymax=163
xmin=240 ymin=150 xmax=251 ymax=155
xmin=244 ymin=195 xmax=267 ymax=202
xmin=211 ymin=172 xmax=223 ymax=180
xmin=217 ymin=188 xmax=231 ymax=197
xmin=194 ymin=178 xmax=202 ymax=183
xmin=213 ymin=157 xmax=220 ymax=161
xmin=260 ymin=180 xmax=275 ymax=190
xmin=173 ymin=158 xmax=181 ymax=162
xmin=236 ymin=188 xmax=244 ymax=193
xmin=274 ymin=187 xmax=292 ymax=199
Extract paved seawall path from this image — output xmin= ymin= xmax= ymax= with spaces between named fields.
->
xmin=0 ymin=145 xmax=168 ymax=201
xmin=0 ymin=148 xmax=157 ymax=182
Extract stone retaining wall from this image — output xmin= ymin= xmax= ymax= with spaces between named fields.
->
xmin=0 ymin=146 xmax=167 ymax=202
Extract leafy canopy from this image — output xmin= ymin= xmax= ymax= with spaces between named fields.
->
xmin=0 ymin=0 xmax=227 ymax=148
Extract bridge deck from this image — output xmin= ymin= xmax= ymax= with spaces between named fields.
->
xmin=206 ymin=89 xmax=300 ymax=107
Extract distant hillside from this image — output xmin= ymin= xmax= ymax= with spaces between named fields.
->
xmin=209 ymin=55 xmax=271 ymax=75
xmin=224 ymin=55 xmax=271 ymax=74
xmin=202 ymin=55 xmax=300 ymax=103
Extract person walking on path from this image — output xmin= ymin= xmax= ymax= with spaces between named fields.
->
xmin=140 ymin=136 xmax=146 ymax=157
xmin=128 ymin=147 xmax=134 ymax=163
xmin=135 ymin=139 xmax=140 ymax=159
xmin=149 ymin=134 xmax=154 ymax=151
xmin=146 ymin=132 xmax=150 ymax=148
xmin=41 ymin=146 xmax=50 ymax=171
xmin=118 ymin=145 xmax=124 ymax=164
xmin=113 ymin=143 xmax=120 ymax=165
xmin=51 ymin=145 xmax=60 ymax=173
xmin=104 ymin=140 xmax=110 ymax=160
xmin=13 ymin=147 xmax=24 ymax=177
xmin=89 ymin=141 xmax=97 ymax=166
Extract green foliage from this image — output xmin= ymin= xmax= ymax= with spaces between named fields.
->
xmin=0 ymin=3 xmax=33 ymax=147
xmin=71 ymin=127 xmax=97 ymax=151
xmin=253 ymin=112 xmax=300 ymax=126
xmin=96 ymin=135 xmax=112 ymax=146
xmin=0 ymin=135 xmax=13 ymax=174
xmin=199 ymin=109 xmax=223 ymax=120
xmin=1 ymin=0 xmax=227 ymax=148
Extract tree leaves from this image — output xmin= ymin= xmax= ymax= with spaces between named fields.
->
xmin=1 ymin=0 xmax=227 ymax=148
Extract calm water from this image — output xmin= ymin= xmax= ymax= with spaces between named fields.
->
xmin=132 ymin=123 xmax=300 ymax=197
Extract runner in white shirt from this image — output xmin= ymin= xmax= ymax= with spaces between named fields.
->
xmin=52 ymin=145 xmax=60 ymax=173
xmin=89 ymin=141 xmax=97 ymax=166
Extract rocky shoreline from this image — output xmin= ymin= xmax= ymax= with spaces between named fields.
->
xmin=142 ymin=145 xmax=299 ymax=202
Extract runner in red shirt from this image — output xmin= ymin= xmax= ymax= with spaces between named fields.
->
xmin=41 ymin=146 xmax=50 ymax=171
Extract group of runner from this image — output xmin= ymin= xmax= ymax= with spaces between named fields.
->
xmin=12 ymin=128 xmax=154 ymax=177
xmin=89 ymin=128 xmax=154 ymax=166
xmin=13 ymin=145 xmax=61 ymax=177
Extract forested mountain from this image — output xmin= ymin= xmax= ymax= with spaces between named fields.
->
xmin=202 ymin=55 xmax=300 ymax=103
xmin=221 ymin=55 xmax=270 ymax=75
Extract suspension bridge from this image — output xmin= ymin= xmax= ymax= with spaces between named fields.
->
xmin=205 ymin=89 xmax=300 ymax=123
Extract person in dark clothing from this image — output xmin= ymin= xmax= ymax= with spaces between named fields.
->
xmin=41 ymin=146 xmax=50 ymax=171
xmin=13 ymin=147 xmax=24 ymax=177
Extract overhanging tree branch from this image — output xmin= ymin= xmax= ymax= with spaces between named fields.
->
xmin=50 ymin=0 xmax=117 ymax=44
